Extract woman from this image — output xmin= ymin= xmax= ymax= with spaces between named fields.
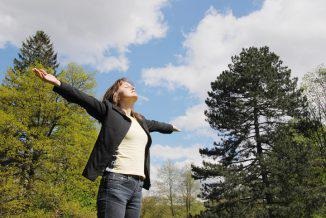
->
xmin=33 ymin=68 xmax=181 ymax=218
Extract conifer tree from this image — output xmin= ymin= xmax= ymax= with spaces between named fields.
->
xmin=13 ymin=30 xmax=59 ymax=74
xmin=191 ymin=46 xmax=308 ymax=217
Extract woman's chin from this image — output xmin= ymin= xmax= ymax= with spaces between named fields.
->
xmin=129 ymin=95 xmax=138 ymax=101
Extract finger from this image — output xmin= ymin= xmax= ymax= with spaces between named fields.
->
xmin=34 ymin=69 xmax=43 ymax=76
xmin=39 ymin=69 xmax=48 ymax=75
xmin=32 ymin=68 xmax=40 ymax=75
xmin=35 ymin=69 xmax=45 ymax=78
xmin=36 ymin=69 xmax=46 ymax=77
xmin=33 ymin=68 xmax=40 ymax=75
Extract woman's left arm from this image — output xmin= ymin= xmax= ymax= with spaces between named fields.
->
xmin=145 ymin=119 xmax=181 ymax=133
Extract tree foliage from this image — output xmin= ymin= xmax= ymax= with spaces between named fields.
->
xmin=155 ymin=159 xmax=183 ymax=216
xmin=301 ymin=66 xmax=326 ymax=156
xmin=267 ymin=119 xmax=326 ymax=217
xmin=0 ymin=64 xmax=100 ymax=216
xmin=191 ymin=46 xmax=311 ymax=217
xmin=179 ymin=163 xmax=202 ymax=217
xmin=13 ymin=30 xmax=59 ymax=74
xmin=302 ymin=66 xmax=326 ymax=125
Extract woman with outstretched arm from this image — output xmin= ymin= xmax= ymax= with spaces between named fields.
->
xmin=33 ymin=68 xmax=181 ymax=218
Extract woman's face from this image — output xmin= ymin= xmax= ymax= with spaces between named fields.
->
xmin=116 ymin=81 xmax=138 ymax=102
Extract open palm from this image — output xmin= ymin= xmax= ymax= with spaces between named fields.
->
xmin=32 ymin=68 xmax=60 ymax=86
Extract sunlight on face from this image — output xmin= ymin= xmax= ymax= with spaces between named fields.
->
xmin=117 ymin=81 xmax=138 ymax=101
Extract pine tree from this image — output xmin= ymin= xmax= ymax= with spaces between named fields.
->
xmin=191 ymin=46 xmax=308 ymax=217
xmin=13 ymin=30 xmax=59 ymax=74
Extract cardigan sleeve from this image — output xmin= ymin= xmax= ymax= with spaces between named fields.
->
xmin=53 ymin=81 xmax=108 ymax=122
xmin=144 ymin=118 xmax=174 ymax=134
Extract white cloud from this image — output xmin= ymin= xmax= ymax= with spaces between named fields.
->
xmin=171 ymin=103 xmax=207 ymax=131
xmin=142 ymin=0 xmax=326 ymax=136
xmin=0 ymin=0 xmax=169 ymax=72
xmin=150 ymin=143 xmax=218 ymax=174
xmin=151 ymin=143 xmax=202 ymax=161
xmin=137 ymin=94 xmax=150 ymax=103
xmin=170 ymin=103 xmax=221 ymax=140
xmin=142 ymin=0 xmax=326 ymax=97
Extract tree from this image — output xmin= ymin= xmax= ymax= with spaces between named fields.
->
xmin=61 ymin=63 xmax=97 ymax=92
xmin=301 ymin=66 xmax=326 ymax=154
xmin=155 ymin=159 xmax=181 ymax=217
xmin=267 ymin=119 xmax=326 ymax=217
xmin=0 ymin=63 xmax=99 ymax=216
xmin=179 ymin=163 xmax=201 ymax=217
xmin=13 ymin=30 xmax=59 ymax=74
xmin=302 ymin=66 xmax=326 ymax=124
xmin=142 ymin=162 xmax=205 ymax=218
xmin=141 ymin=196 xmax=171 ymax=218
xmin=191 ymin=46 xmax=308 ymax=217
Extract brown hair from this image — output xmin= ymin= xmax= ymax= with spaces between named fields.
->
xmin=102 ymin=77 xmax=143 ymax=120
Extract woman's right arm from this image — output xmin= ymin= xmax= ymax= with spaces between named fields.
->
xmin=33 ymin=68 xmax=108 ymax=122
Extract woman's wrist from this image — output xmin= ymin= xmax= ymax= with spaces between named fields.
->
xmin=54 ymin=80 xmax=61 ymax=86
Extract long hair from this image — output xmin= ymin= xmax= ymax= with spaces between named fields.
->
xmin=102 ymin=77 xmax=143 ymax=121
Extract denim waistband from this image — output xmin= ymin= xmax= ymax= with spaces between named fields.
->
xmin=103 ymin=171 xmax=145 ymax=181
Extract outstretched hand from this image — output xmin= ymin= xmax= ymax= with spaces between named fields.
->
xmin=32 ymin=68 xmax=61 ymax=86
xmin=172 ymin=125 xmax=181 ymax=132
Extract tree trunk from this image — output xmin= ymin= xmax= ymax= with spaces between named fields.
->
xmin=253 ymin=100 xmax=273 ymax=217
xmin=169 ymin=185 xmax=175 ymax=216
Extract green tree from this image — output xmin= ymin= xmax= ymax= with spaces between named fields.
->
xmin=267 ymin=119 xmax=325 ymax=217
xmin=13 ymin=30 xmax=59 ymax=74
xmin=191 ymin=46 xmax=308 ymax=217
xmin=141 ymin=196 xmax=171 ymax=218
xmin=0 ymin=63 xmax=99 ymax=216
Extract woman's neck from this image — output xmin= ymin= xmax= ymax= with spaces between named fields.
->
xmin=119 ymin=101 xmax=134 ymax=117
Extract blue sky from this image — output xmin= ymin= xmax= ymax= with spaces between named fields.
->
xmin=0 ymin=0 xmax=325 ymax=194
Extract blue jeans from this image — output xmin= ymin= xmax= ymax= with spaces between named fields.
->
xmin=97 ymin=171 xmax=144 ymax=218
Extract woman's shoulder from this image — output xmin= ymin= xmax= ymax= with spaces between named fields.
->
xmin=102 ymin=99 xmax=113 ymax=109
xmin=134 ymin=112 xmax=146 ymax=121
